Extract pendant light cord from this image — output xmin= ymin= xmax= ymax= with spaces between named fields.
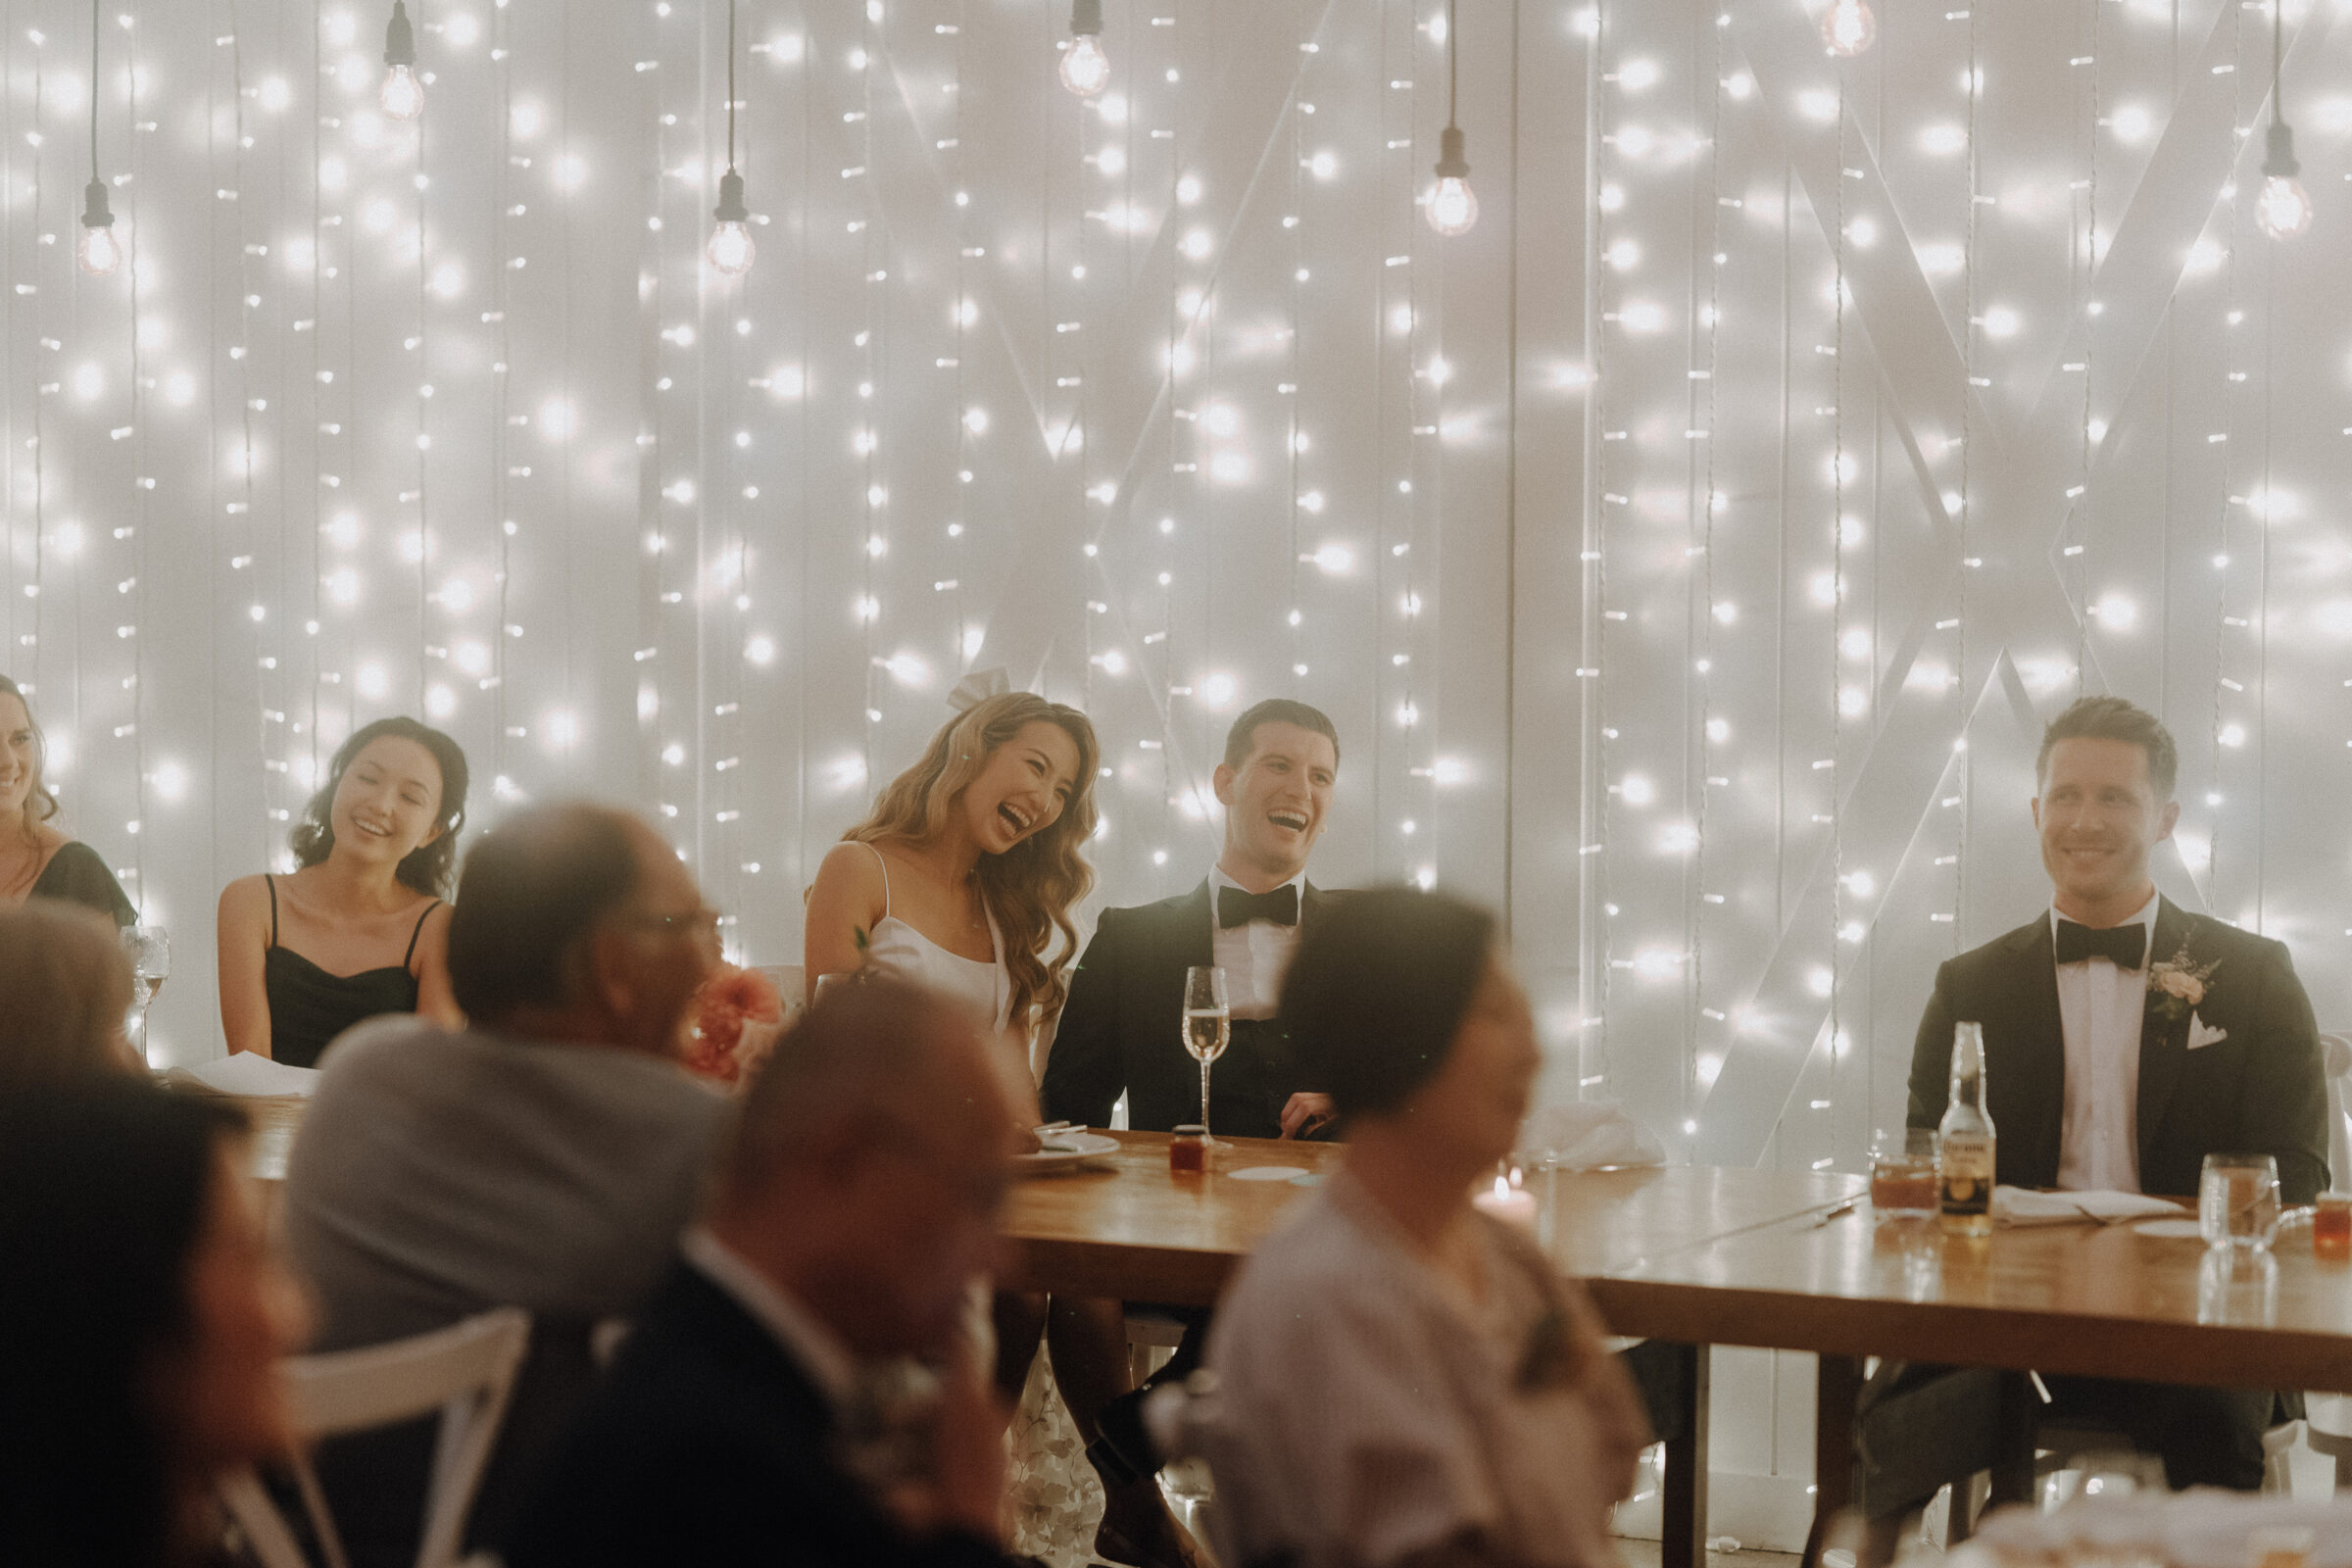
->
xmin=2272 ymin=0 xmax=2282 ymax=127
xmin=1446 ymin=0 xmax=1459 ymax=131
xmin=87 ymin=0 xmax=99 ymax=176
xmin=726 ymin=0 xmax=739 ymax=174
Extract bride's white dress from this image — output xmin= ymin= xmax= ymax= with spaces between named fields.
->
xmin=850 ymin=844 xmax=1102 ymax=1565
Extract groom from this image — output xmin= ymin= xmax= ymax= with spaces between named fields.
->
xmin=1903 ymin=694 xmax=2327 ymax=1493
xmin=1030 ymin=698 xmax=1343 ymax=1568
xmin=1042 ymin=696 xmax=1345 ymax=1142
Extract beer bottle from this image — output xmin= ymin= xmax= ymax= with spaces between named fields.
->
xmin=1938 ymin=1020 xmax=1995 ymax=1238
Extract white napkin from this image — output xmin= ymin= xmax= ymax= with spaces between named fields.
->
xmin=1516 ymin=1101 xmax=1666 ymax=1172
xmin=1992 ymin=1185 xmax=2185 ymax=1227
xmin=1970 ymin=1493 xmax=2352 ymax=1568
xmin=162 ymin=1052 xmax=321 ymax=1099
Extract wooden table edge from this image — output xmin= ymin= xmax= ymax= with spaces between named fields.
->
xmin=1587 ymin=1276 xmax=2352 ymax=1395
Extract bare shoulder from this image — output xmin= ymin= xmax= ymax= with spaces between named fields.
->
xmin=811 ymin=840 xmax=890 ymax=911
xmin=218 ymin=872 xmax=270 ymax=918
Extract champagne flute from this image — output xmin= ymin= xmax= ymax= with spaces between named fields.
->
xmin=122 ymin=924 xmax=169 ymax=1067
xmin=1181 ymin=965 xmax=1230 ymax=1144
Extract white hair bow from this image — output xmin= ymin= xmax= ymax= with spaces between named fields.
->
xmin=948 ymin=667 xmax=1013 ymax=714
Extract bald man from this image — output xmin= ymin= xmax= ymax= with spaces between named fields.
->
xmin=507 ymin=978 xmax=1028 ymax=1568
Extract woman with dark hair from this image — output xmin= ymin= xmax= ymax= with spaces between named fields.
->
xmin=218 ymin=715 xmax=469 ymax=1066
xmin=1203 ymin=888 xmax=1649 ymax=1568
xmin=0 ymin=671 xmax=136 ymax=926
xmin=0 ymin=1080 xmax=309 ymax=1567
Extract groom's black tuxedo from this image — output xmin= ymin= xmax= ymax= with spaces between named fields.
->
xmin=1904 ymin=896 xmax=2328 ymax=1203
xmin=1041 ymin=879 xmax=1343 ymax=1140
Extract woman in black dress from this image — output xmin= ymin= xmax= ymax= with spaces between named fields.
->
xmin=0 ymin=673 xmax=136 ymax=927
xmin=216 ymin=716 xmax=468 ymax=1067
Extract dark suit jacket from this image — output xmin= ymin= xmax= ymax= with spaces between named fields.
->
xmin=1040 ymin=879 xmax=1343 ymax=1139
xmin=505 ymin=1265 xmax=1014 ymax=1568
xmin=1906 ymin=898 xmax=2328 ymax=1205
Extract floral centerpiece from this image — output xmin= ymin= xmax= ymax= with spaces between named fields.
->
xmin=681 ymin=966 xmax=786 ymax=1087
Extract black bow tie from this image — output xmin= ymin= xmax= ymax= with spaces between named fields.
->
xmin=2055 ymin=918 xmax=2146 ymax=969
xmin=1218 ymin=884 xmax=1298 ymax=929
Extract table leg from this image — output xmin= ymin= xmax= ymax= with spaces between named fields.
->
xmin=1800 ymin=1353 xmax=1863 ymax=1568
xmin=1661 ymin=1344 xmax=1711 ymax=1568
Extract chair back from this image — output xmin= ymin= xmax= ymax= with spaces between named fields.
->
xmin=220 ymin=1307 xmax=531 ymax=1568
xmin=2322 ymin=1033 xmax=2352 ymax=1195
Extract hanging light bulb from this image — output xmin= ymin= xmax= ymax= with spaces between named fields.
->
xmin=76 ymin=177 xmax=121 ymax=277
xmin=379 ymin=0 xmax=423 ymax=122
xmin=2255 ymin=0 xmax=2309 ymax=243
xmin=2257 ymin=124 xmax=2312 ymax=239
xmin=1427 ymin=124 xmax=1479 ymax=237
xmin=1059 ymin=0 xmax=1110 ymax=98
xmin=707 ymin=169 xmax=757 ymax=276
xmin=1820 ymin=0 xmax=1877 ymax=57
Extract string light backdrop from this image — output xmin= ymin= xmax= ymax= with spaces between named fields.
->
xmin=6 ymin=0 xmax=2350 ymax=1202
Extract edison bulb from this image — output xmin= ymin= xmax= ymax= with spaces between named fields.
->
xmin=2257 ymin=173 xmax=2312 ymax=239
xmin=76 ymin=222 xmax=122 ymax=277
xmin=1428 ymin=175 xmax=1479 ymax=237
xmin=380 ymin=61 xmax=424 ymax=120
xmin=707 ymin=220 xmax=757 ymax=276
xmin=1820 ymin=0 xmax=1877 ymax=56
xmin=1059 ymin=33 xmax=1110 ymax=97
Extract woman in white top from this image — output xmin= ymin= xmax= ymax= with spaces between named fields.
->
xmin=1204 ymin=887 xmax=1649 ymax=1568
xmin=804 ymin=680 xmax=1099 ymax=1058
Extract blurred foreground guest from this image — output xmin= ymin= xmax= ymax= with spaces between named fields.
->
xmin=218 ymin=716 xmax=468 ymax=1066
xmin=285 ymin=802 xmax=730 ymax=1568
xmin=0 ymin=901 xmax=140 ymax=1089
xmin=0 ymin=671 xmax=136 ymax=925
xmin=507 ymin=979 xmax=1028 ymax=1568
xmin=1204 ymin=888 xmax=1648 ymax=1568
xmin=0 ymin=1082 xmax=309 ymax=1568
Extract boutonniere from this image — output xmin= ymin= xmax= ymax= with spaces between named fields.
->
xmin=2145 ymin=943 xmax=2221 ymax=1024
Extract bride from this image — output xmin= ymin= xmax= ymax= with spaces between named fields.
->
xmin=804 ymin=674 xmax=1099 ymax=1067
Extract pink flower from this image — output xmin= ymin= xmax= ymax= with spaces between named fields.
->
xmin=681 ymin=967 xmax=786 ymax=1085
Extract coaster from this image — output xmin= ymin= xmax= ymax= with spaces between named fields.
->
xmin=1228 ymin=1165 xmax=1311 ymax=1182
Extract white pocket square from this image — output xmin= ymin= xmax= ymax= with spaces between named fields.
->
xmin=2186 ymin=1014 xmax=2230 ymax=1051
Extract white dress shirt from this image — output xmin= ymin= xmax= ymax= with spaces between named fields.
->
xmin=2051 ymin=890 xmax=2159 ymax=1194
xmin=681 ymin=1226 xmax=859 ymax=1418
xmin=1210 ymin=863 xmax=1309 ymax=1021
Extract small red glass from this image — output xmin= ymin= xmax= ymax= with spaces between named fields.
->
xmin=1169 ymin=1125 xmax=1208 ymax=1174
xmin=2315 ymin=1193 xmax=2352 ymax=1260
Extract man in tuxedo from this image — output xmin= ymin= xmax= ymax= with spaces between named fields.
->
xmin=506 ymin=979 xmax=1028 ymax=1568
xmin=1900 ymin=694 xmax=2326 ymax=1495
xmin=1026 ymin=698 xmax=1343 ymax=1568
xmin=1043 ymin=696 xmax=1345 ymax=1142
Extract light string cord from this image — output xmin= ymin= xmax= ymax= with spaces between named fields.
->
xmin=1689 ymin=0 xmax=1726 ymax=1134
xmin=1955 ymin=0 xmax=1980 ymax=950
xmin=2076 ymin=0 xmax=2100 ymax=694
xmin=2210 ymin=3 xmax=2243 ymax=909
xmin=1829 ymin=81 xmax=1847 ymax=1155
xmin=1580 ymin=0 xmax=1611 ymax=1089
xmin=129 ymin=7 xmax=148 ymax=907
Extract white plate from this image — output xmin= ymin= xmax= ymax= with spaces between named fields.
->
xmin=1229 ymin=1165 xmax=1312 ymax=1182
xmin=1014 ymin=1131 xmax=1121 ymax=1174
xmin=2132 ymin=1217 xmax=2207 ymax=1240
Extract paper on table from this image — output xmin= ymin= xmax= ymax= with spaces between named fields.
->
xmin=1516 ymin=1100 xmax=1666 ymax=1172
xmin=163 ymin=1052 xmax=321 ymax=1099
xmin=1992 ymin=1186 xmax=2185 ymax=1227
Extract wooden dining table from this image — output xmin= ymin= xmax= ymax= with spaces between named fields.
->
xmin=1004 ymin=1132 xmax=2352 ymax=1568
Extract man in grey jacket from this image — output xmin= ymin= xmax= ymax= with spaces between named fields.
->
xmin=284 ymin=802 xmax=731 ymax=1568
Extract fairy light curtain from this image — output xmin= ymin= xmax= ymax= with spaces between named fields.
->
xmin=3 ymin=0 xmax=2346 ymax=1176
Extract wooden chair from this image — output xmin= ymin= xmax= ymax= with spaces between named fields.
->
xmin=219 ymin=1307 xmax=530 ymax=1568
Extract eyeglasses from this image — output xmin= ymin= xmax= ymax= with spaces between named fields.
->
xmin=621 ymin=906 xmax=724 ymax=940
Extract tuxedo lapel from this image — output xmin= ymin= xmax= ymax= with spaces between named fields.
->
xmin=1170 ymin=880 xmax=1215 ymax=971
xmin=1298 ymin=881 xmax=1336 ymax=938
xmin=2135 ymin=898 xmax=2194 ymax=1176
xmin=1992 ymin=916 xmax=2069 ymax=1187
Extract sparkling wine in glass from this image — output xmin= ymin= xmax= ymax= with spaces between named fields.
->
xmin=122 ymin=924 xmax=170 ymax=1067
xmin=1181 ymin=965 xmax=1231 ymax=1143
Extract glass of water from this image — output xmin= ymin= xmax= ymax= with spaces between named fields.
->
xmin=122 ymin=924 xmax=169 ymax=1067
xmin=1180 ymin=965 xmax=1230 ymax=1143
xmin=2199 ymin=1152 xmax=2281 ymax=1252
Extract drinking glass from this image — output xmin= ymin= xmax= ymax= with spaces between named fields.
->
xmin=122 ymin=924 xmax=169 ymax=1067
xmin=2199 ymin=1152 xmax=2281 ymax=1252
xmin=2315 ymin=1192 xmax=2352 ymax=1261
xmin=1869 ymin=1127 xmax=1939 ymax=1219
xmin=1180 ymin=966 xmax=1230 ymax=1143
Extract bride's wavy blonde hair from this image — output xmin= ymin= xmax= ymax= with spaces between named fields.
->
xmin=842 ymin=692 xmax=1100 ymax=1029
